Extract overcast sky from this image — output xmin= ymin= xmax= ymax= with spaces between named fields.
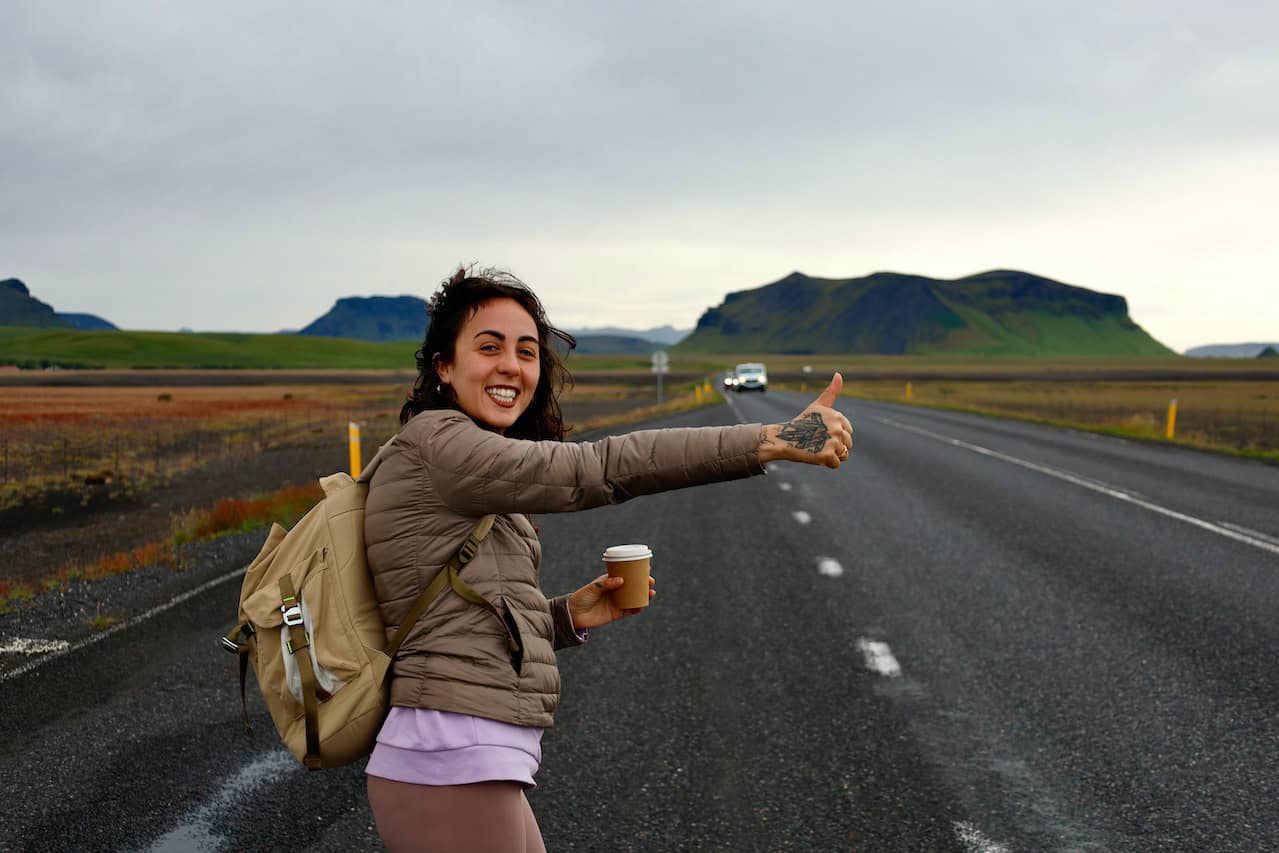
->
xmin=3 ymin=2 xmax=1276 ymax=352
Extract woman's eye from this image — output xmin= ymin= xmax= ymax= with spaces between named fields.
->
xmin=520 ymin=349 xmax=537 ymax=359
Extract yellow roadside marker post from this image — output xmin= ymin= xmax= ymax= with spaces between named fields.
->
xmin=1165 ymin=399 xmax=1177 ymax=440
xmin=348 ymin=421 xmax=362 ymax=477
xmin=905 ymin=381 xmax=913 ymax=401
xmin=695 ymin=386 xmax=703 ymax=404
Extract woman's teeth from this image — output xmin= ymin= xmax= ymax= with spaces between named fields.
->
xmin=486 ymin=387 xmax=517 ymax=405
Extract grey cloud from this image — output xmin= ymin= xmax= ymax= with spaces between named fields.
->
xmin=2 ymin=1 xmax=1276 ymax=342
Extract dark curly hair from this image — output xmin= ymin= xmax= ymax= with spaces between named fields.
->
xmin=399 ymin=266 xmax=576 ymax=440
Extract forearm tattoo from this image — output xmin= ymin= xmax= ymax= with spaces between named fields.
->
xmin=776 ymin=413 xmax=830 ymax=453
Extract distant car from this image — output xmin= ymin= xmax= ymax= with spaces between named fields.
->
xmin=733 ymin=362 xmax=767 ymax=392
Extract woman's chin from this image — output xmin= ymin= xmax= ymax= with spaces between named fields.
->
xmin=476 ymin=402 xmax=525 ymax=431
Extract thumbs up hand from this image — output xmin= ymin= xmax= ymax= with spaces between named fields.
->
xmin=756 ymin=373 xmax=854 ymax=469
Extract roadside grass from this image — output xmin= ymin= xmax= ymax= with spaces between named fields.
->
xmin=0 ymin=482 xmax=326 ymax=613
xmin=769 ymin=378 xmax=1279 ymax=462
xmin=0 ymin=384 xmax=725 ymax=613
xmin=172 ymin=483 xmax=324 ymax=545
xmin=573 ymin=385 xmax=721 ymax=433
xmin=0 ymin=375 xmax=692 ymax=520
xmin=88 ymin=610 xmax=121 ymax=631
xmin=0 ymin=383 xmax=403 ymax=520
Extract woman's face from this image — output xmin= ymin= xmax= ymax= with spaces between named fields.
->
xmin=437 ymin=298 xmax=542 ymax=433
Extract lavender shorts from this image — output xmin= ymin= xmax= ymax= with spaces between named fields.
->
xmin=366 ymin=707 xmax=544 ymax=788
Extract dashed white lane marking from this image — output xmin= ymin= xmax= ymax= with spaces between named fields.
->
xmin=778 ymin=482 xmax=793 ymax=492
xmin=0 ymin=564 xmax=248 ymax=684
xmin=1219 ymin=521 xmax=1279 ymax=547
xmin=874 ymin=414 xmax=1279 ymax=558
xmin=792 ymin=510 xmax=812 ymax=525
xmin=816 ymin=557 xmax=844 ymax=577
xmin=0 ymin=637 xmax=71 ymax=655
xmin=722 ymin=392 xmax=747 ymax=424
xmin=855 ymin=638 xmax=902 ymax=677
xmin=953 ymin=821 xmax=1012 ymax=852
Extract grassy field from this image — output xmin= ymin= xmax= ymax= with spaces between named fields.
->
xmin=0 ymin=372 xmax=716 ymax=522
xmin=0 ymin=327 xmax=418 ymax=369
xmin=2 ymin=352 xmax=1274 ymax=526
xmin=765 ymin=377 xmax=1279 ymax=461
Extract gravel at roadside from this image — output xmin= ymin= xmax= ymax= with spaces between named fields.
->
xmin=0 ymin=530 xmax=265 ymax=675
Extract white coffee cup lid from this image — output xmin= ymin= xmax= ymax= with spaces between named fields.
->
xmin=602 ymin=544 xmax=652 ymax=561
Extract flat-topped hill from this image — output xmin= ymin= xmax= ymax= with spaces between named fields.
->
xmin=676 ymin=269 xmax=1172 ymax=356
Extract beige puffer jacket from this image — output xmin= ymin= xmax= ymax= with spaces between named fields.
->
xmin=364 ymin=409 xmax=764 ymax=727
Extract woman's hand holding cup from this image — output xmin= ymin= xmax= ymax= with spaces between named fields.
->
xmin=568 ymin=545 xmax=656 ymax=629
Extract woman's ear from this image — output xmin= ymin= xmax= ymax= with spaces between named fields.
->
xmin=433 ymin=354 xmax=451 ymax=384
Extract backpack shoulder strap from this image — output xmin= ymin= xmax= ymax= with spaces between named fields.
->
xmin=383 ymin=514 xmax=498 ymax=661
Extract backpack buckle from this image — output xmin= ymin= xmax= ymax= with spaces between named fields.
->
xmin=460 ymin=538 xmax=479 ymax=562
xmin=282 ymin=603 xmax=304 ymax=627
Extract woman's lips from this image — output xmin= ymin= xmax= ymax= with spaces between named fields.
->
xmin=485 ymin=386 xmax=519 ymax=408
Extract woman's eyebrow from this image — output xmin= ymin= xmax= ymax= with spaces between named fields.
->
xmin=473 ymin=330 xmax=539 ymax=345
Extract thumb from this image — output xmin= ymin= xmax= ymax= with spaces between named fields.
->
xmin=812 ymin=372 xmax=843 ymax=408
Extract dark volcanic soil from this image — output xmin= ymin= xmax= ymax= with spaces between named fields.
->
xmin=2 ymin=443 xmax=347 ymax=588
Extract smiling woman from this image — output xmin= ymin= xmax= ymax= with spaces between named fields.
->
xmin=367 ymin=265 xmax=853 ymax=852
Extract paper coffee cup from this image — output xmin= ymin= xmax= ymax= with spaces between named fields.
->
xmin=602 ymin=544 xmax=653 ymax=610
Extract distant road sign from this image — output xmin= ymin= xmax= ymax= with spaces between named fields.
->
xmin=651 ymin=350 xmax=669 ymax=374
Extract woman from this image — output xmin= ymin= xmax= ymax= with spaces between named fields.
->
xmin=363 ymin=267 xmax=852 ymax=852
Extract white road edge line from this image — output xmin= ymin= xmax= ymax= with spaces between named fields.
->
xmin=953 ymin=820 xmax=1012 ymax=853
xmin=816 ymin=557 xmax=844 ymax=577
xmin=1219 ymin=521 xmax=1279 ymax=547
xmin=792 ymin=510 xmax=812 ymax=525
xmin=855 ymin=638 xmax=902 ymax=677
xmin=145 ymin=749 xmax=298 ymax=851
xmin=0 ymin=564 xmax=248 ymax=684
xmin=874 ymin=415 xmax=1279 ymax=558
xmin=0 ymin=637 xmax=71 ymax=655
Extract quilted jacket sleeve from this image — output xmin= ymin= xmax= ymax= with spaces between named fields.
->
xmin=407 ymin=410 xmax=765 ymax=516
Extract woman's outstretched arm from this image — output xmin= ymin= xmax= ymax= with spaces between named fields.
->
xmin=410 ymin=373 xmax=852 ymax=516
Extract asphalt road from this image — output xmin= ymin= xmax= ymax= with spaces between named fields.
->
xmin=2 ymin=390 xmax=1276 ymax=852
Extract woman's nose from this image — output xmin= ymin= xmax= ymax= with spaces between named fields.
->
xmin=497 ymin=348 xmax=519 ymax=374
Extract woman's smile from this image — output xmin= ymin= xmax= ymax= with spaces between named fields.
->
xmin=485 ymin=385 xmax=519 ymax=407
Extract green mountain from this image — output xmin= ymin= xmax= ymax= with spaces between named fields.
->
xmin=676 ymin=269 xmax=1173 ymax=356
xmin=0 ymin=278 xmax=74 ymax=329
xmin=573 ymin=334 xmax=658 ymax=355
xmin=299 ymin=295 xmax=429 ymax=342
xmin=58 ymin=312 xmax=118 ymax=331
xmin=1258 ymin=346 xmax=1278 ymax=359
xmin=298 ymin=295 xmax=660 ymax=355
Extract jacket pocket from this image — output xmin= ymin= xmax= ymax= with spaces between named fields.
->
xmin=499 ymin=599 xmax=525 ymax=675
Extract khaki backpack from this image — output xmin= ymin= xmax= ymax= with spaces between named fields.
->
xmin=222 ymin=442 xmax=495 ymax=769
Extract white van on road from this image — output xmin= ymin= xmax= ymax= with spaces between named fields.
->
xmin=733 ymin=362 xmax=768 ymax=392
